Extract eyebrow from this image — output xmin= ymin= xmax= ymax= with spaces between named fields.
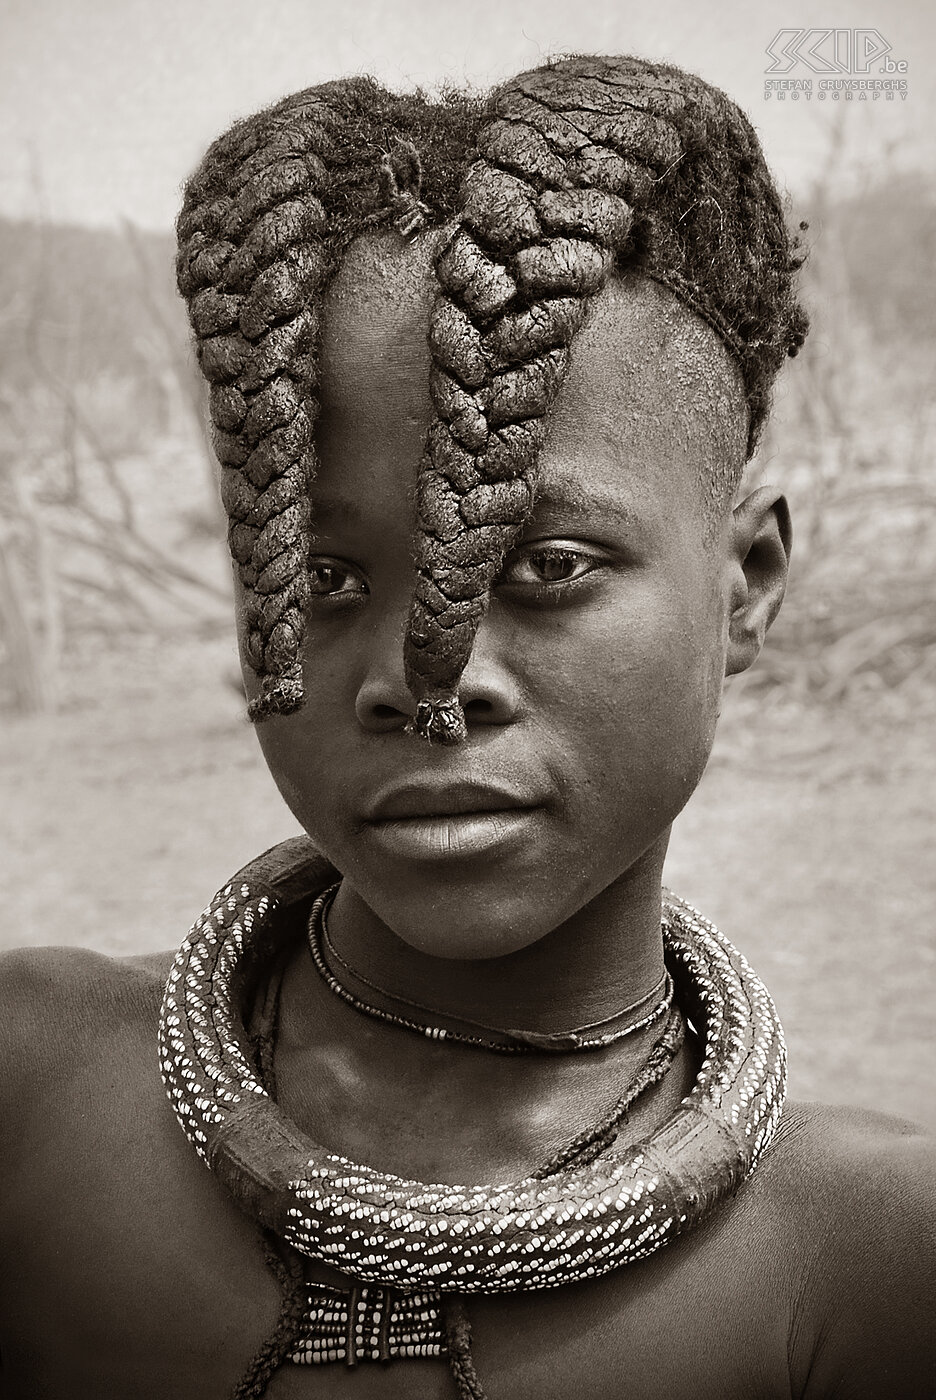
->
xmin=310 ymin=478 xmax=637 ymax=532
xmin=309 ymin=496 xmax=368 ymax=529
xmin=530 ymin=479 xmax=638 ymax=527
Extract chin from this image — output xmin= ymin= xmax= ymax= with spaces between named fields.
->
xmin=361 ymin=875 xmax=559 ymax=962
xmin=392 ymin=921 xmax=546 ymax=962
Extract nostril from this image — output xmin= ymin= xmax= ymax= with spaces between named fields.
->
xmin=354 ymin=670 xmax=416 ymax=732
xmin=373 ymin=704 xmax=407 ymax=722
xmin=463 ymin=697 xmax=494 ymax=718
xmin=356 ymin=692 xmax=414 ymax=733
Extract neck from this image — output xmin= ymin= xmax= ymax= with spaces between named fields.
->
xmin=270 ymin=833 xmax=699 ymax=1186
xmin=323 ymin=840 xmax=669 ymax=1036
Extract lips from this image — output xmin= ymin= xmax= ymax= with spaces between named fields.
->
xmin=362 ymin=780 xmax=544 ymax=862
xmin=366 ymin=780 xmax=537 ymax=823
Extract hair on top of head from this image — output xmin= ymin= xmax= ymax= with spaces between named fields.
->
xmin=176 ymin=54 xmax=809 ymax=738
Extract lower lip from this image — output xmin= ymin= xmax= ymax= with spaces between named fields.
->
xmin=365 ymin=809 xmax=538 ymax=862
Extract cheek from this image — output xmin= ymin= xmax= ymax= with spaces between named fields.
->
xmin=528 ymin=570 xmax=725 ymax=813
xmin=251 ymin=707 xmax=346 ymax=854
xmin=240 ymin=609 xmax=362 ymax=834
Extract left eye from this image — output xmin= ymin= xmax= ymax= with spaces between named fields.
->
xmin=500 ymin=545 xmax=598 ymax=586
xmin=307 ymin=558 xmax=368 ymax=595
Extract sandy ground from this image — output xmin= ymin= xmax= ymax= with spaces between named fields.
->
xmin=1 ymin=632 xmax=934 ymax=1130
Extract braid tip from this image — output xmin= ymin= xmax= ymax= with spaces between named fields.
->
xmin=247 ymin=672 xmax=304 ymax=723
xmin=407 ymin=697 xmax=467 ymax=744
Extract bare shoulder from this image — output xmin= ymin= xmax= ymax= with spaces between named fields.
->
xmin=0 ymin=942 xmax=172 ymax=1032
xmin=765 ymin=1099 xmax=935 ymax=1398
xmin=0 ymin=944 xmax=172 ymax=1140
xmin=767 ymin=1097 xmax=935 ymax=1260
xmin=772 ymin=1092 xmax=929 ymax=1181
xmin=770 ymin=1096 xmax=934 ymax=1217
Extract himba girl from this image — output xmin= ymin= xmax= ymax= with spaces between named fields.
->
xmin=1 ymin=53 xmax=933 ymax=1400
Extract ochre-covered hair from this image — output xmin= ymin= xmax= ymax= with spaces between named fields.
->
xmin=176 ymin=55 xmax=808 ymax=741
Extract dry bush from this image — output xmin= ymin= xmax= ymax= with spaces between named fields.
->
xmin=0 ymin=221 xmax=226 ymax=712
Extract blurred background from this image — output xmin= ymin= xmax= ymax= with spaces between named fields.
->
xmin=0 ymin=0 xmax=933 ymax=1127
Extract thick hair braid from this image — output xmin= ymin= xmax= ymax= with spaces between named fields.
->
xmin=176 ymin=90 xmax=348 ymax=719
xmin=407 ymin=65 xmax=655 ymax=740
xmin=178 ymin=58 xmax=807 ymax=734
xmin=177 ymin=80 xmax=479 ymax=720
xmin=406 ymin=55 xmax=807 ymax=741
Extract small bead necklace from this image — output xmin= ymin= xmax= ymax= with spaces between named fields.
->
xmin=308 ymin=884 xmax=674 ymax=1054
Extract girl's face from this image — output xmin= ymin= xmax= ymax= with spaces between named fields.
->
xmin=245 ymin=238 xmax=754 ymax=960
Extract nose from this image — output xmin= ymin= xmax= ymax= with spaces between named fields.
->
xmin=354 ymin=645 xmax=414 ymax=734
xmin=354 ymin=607 xmax=522 ymax=735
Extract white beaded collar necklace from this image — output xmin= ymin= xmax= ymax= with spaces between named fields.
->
xmin=159 ymin=839 xmax=786 ymax=1295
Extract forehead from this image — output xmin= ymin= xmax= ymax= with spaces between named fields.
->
xmin=547 ymin=275 xmax=747 ymax=484
xmin=316 ymin=234 xmax=746 ymax=517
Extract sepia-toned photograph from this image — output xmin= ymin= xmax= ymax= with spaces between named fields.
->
xmin=0 ymin=0 xmax=933 ymax=1394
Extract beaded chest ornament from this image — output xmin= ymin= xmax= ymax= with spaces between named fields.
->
xmin=159 ymin=838 xmax=786 ymax=1307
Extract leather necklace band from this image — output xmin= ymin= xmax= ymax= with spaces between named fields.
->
xmin=309 ymin=883 xmax=673 ymax=1054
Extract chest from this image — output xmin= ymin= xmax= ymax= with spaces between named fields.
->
xmin=1 ymin=1074 xmax=794 ymax=1400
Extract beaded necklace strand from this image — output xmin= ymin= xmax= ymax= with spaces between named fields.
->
xmin=310 ymin=884 xmax=674 ymax=1054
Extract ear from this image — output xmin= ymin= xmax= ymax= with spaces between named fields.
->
xmin=724 ymin=486 xmax=792 ymax=677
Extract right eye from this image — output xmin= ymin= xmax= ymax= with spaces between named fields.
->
xmin=307 ymin=557 xmax=368 ymax=597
